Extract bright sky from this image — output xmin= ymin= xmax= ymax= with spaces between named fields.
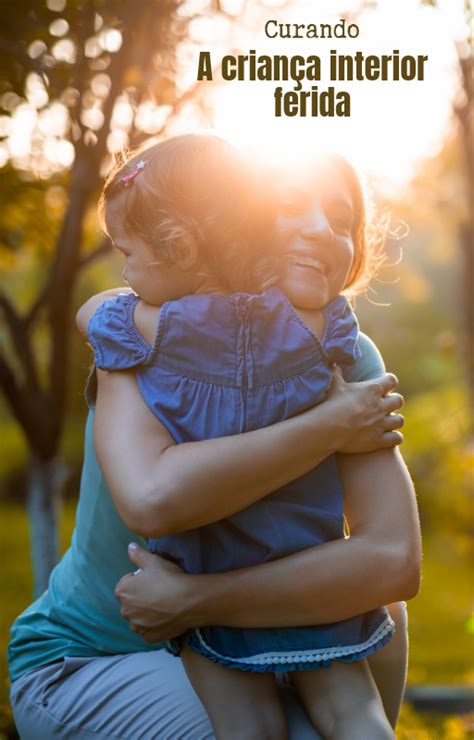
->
xmin=194 ymin=0 xmax=468 ymax=191
xmin=1 ymin=0 xmax=469 ymax=193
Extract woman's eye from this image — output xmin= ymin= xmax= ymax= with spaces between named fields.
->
xmin=328 ymin=213 xmax=352 ymax=234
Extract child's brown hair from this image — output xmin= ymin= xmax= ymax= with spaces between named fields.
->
xmin=99 ymin=134 xmax=279 ymax=293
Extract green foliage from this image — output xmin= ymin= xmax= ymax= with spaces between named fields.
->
xmin=397 ymin=704 xmax=474 ymax=739
xmin=402 ymin=385 xmax=473 ymax=548
xmin=407 ymin=534 xmax=473 ymax=687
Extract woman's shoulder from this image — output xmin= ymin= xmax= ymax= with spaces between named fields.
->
xmin=344 ymin=332 xmax=386 ymax=382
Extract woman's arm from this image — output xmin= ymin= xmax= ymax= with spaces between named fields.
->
xmin=94 ymin=368 xmax=404 ymax=538
xmin=206 ymin=447 xmax=421 ymax=624
xmin=115 ymin=446 xmax=421 ymax=640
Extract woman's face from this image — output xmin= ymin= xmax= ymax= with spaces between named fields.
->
xmin=275 ymin=166 xmax=355 ymax=310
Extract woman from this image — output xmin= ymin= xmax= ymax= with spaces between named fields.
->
xmin=9 ymin=153 xmax=419 ymax=739
xmin=9 ymin=371 xmax=412 ymax=739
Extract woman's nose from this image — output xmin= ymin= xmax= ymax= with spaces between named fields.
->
xmin=300 ymin=207 xmax=333 ymax=244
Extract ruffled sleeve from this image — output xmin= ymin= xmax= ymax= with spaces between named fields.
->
xmin=87 ymin=293 xmax=153 ymax=370
xmin=323 ymin=296 xmax=362 ymax=366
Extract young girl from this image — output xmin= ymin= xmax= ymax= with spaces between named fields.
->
xmin=80 ymin=134 xmax=404 ymax=739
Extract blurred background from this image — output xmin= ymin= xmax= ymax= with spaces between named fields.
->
xmin=0 ymin=0 xmax=472 ymax=737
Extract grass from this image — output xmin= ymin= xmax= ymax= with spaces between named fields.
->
xmin=0 ymin=501 xmax=472 ymax=739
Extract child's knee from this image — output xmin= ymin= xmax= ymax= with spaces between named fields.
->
xmin=211 ymin=682 xmax=289 ymax=740
xmin=247 ymin=702 xmax=288 ymax=740
xmin=331 ymin=698 xmax=394 ymax=740
xmin=216 ymin=711 xmax=288 ymax=740
xmin=387 ymin=600 xmax=408 ymax=630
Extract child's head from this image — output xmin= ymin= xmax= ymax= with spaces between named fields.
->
xmin=99 ymin=134 xmax=277 ymax=303
xmin=272 ymin=153 xmax=382 ymax=310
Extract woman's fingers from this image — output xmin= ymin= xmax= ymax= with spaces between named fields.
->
xmin=381 ymin=431 xmax=404 ymax=447
xmin=377 ymin=373 xmax=399 ymax=395
xmin=384 ymin=414 xmax=405 ymax=431
xmin=382 ymin=393 xmax=404 ymax=412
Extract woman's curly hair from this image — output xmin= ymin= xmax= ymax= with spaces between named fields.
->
xmin=326 ymin=153 xmax=387 ymax=296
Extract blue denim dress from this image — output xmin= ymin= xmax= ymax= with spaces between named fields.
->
xmin=88 ymin=287 xmax=394 ymax=672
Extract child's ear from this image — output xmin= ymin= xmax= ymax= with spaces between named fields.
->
xmin=174 ymin=240 xmax=198 ymax=272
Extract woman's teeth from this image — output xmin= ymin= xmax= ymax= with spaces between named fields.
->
xmin=286 ymin=255 xmax=326 ymax=274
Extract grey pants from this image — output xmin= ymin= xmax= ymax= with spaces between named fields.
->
xmin=10 ymin=650 xmax=321 ymax=739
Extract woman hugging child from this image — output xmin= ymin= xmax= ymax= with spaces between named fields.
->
xmin=77 ymin=134 xmax=412 ymax=740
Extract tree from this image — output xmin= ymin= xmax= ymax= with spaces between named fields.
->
xmin=455 ymin=48 xmax=474 ymax=415
xmin=420 ymin=2 xmax=473 ymax=411
xmin=0 ymin=0 xmax=210 ymax=596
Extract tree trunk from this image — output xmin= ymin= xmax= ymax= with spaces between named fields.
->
xmin=461 ymin=222 xmax=474 ymax=420
xmin=26 ymin=455 xmax=68 ymax=598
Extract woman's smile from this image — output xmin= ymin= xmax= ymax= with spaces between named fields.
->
xmin=285 ymin=253 xmax=328 ymax=275
xmin=275 ymin=166 xmax=355 ymax=310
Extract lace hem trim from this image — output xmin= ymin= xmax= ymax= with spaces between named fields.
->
xmin=191 ymin=616 xmax=395 ymax=666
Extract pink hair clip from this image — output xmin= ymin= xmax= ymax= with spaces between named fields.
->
xmin=121 ymin=159 xmax=147 ymax=187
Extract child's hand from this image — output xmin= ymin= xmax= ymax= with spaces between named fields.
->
xmin=325 ymin=367 xmax=404 ymax=454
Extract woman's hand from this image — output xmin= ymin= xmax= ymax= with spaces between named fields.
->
xmin=115 ymin=544 xmax=195 ymax=643
xmin=323 ymin=367 xmax=404 ymax=454
xmin=115 ymin=449 xmax=420 ymax=635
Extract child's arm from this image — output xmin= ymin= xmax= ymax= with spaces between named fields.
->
xmin=76 ymin=288 xmax=134 ymax=336
xmin=94 ymin=366 xmax=404 ymax=538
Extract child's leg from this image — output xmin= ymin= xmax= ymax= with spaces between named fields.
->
xmin=181 ymin=646 xmax=288 ymax=740
xmin=293 ymin=660 xmax=394 ymax=740
xmin=368 ymin=601 xmax=409 ymax=728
